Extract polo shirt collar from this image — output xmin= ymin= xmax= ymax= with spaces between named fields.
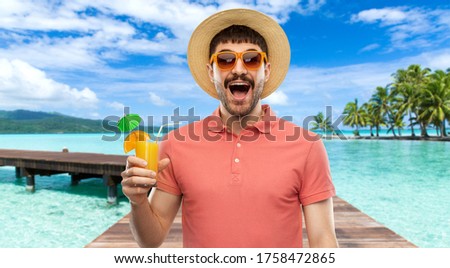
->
xmin=206 ymin=104 xmax=278 ymax=134
xmin=254 ymin=104 xmax=278 ymax=134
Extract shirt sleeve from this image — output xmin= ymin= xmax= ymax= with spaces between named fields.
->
xmin=155 ymin=135 xmax=183 ymax=196
xmin=299 ymin=139 xmax=336 ymax=206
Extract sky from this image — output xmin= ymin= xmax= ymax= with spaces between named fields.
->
xmin=0 ymin=0 xmax=449 ymax=128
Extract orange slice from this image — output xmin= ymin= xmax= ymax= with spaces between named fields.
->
xmin=123 ymin=130 xmax=151 ymax=153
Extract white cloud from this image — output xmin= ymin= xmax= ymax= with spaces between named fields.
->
xmin=0 ymin=1 xmax=134 ymax=34
xmin=283 ymin=64 xmax=390 ymax=102
xmin=273 ymin=48 xmax=450 ymax=121
xmin=350 ymin=7 xmax=450 ymax=51
xmin=107 ymin=101 xmax=125 ymax=111
xmin=163 ymin=55 xmax=187 ymax=65
xmin=215 ymin=0 xmax=324 ymax=23
xmin=0 ymin=1 xmax=189 ymax=70
xmin=0 ymin=0 xmax=324 ymax=71
xmin=149 ymin=92 xmax=174 ymax=107
xmin=264 ymin=90 xmax=290 ymax=106
xmin=351 ymin=8 xmax=407 ymax=25
xmin=0 ymin=58 xmax=98 ymax=112
xmin=0 ymin=36 xmax=101 ymax=70
xmin=359 ymin=43 xmax=380 ymax=53
xmin=407 ymin=48 xmax=450 ymax=71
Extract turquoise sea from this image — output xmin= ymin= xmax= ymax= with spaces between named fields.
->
xmin=0 ymin=133 xmax=449 ymax=248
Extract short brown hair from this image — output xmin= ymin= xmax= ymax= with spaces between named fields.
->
xmin=209 ymin=25 xmax=269 ymax=58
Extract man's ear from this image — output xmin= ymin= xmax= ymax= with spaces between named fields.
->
xmin=207 ymin=64 xmax=214 ymax=83
xmin=264 ymin=62 xmax=271 ymax=82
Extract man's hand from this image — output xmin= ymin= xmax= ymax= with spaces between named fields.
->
xmin=121 ymin=156 xmax=170 ymax=206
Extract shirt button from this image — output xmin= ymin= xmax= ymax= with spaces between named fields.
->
xmin=234 ymin=158 xmax=240 ymax=163
xmin=237 ymin=143 xmax=241 ymax=148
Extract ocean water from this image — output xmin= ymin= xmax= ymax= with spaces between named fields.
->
xmin=324 ymin=139 xmax=450 ymax=248
xmin=0 ymin=133 xmax=124 ymax=154
xmin=0 ymin=171 xmax=131 ymax=247
xmin=0 ymin=133 xmax=449 ymax=248
xmin=0 ymin=133 xmax=129 ymax=248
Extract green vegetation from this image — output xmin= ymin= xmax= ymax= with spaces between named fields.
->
xmin=0 ymin=110 xmax=174 ymax=134
xmin=342 ymin=64 xmax=450 ymax=137
xmin=310 ymin=111 xmax=334 ymax=134
xmin=0 ymin=110 xmax=104 ymax=134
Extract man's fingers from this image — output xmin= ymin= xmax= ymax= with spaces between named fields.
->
xmin=124 ymin=166 xmax=155 ymax=178
xmin=122 ymin=157 xmax=168 ymax=191
xmin=123 ymin=176 xmax=157 ymax=188
xmin=126 ymin=155 xmax=147 ymax=169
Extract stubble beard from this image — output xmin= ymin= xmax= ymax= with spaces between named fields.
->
xmin=216 ymin=78 xmax=265 ymax=117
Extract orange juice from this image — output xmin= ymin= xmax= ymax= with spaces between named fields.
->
xmin=135 ymin=140 xmax=159 ymax=173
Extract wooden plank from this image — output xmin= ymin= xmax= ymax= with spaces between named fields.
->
xmin=85 ymin=196 xmax=417 ymax=248
xmin=0 ymin=149 xmax=127 ymax=176
xmin=0 ymin=149 xmax=128 ymax=203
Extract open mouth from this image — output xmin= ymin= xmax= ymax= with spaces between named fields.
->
xmin=228 ymin=82 xmax=251 ymax=100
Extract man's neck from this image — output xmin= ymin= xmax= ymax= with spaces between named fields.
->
xmin=219 ymin=102 xmax=263 ymax=135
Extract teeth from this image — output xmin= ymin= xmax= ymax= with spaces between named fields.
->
xmin=229 ymin=82 xmax=250 ymax=90
xmin=231 ymin=82 xmax=247 ymax=85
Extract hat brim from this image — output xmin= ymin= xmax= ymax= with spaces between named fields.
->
xmin=187 ymin=9 xmax=291 ymax=99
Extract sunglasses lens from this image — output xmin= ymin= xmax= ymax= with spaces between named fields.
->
xmin=242 ymin=52 xmax=262 ymax=69
xmin=214 ymin=52 xmax=264 ymax=70
xmin=216 ymin=53 xmax=236 ymax=69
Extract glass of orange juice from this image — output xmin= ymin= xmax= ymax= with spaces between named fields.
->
xmin=123 ymin=124 xmax=172 ymax=179
xmin=135 ymin=139 xmax=159 ymax=173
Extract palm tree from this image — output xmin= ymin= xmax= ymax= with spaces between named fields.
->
xmin=387 ymin=110 xmax=406 ymax=137
xmin=365 ymin=101 xmax=386 ymax=137
xmin=310 ymin=112 xmax=334 ymax=135
xmin=343 ymin=98 xmax=368 ymax=136
xmin=444 ymin=69 xmax=450 ymax=136
xmin=393 ymin=64 xmax=431 ymax=137
xmin=419 ymin=70 xmax=450 ymax=137
xmin=343 ymin=64 xmax=450 ymax=138
xmin=370 ymin=85 xmax=403 ymax=136
xmin=392 ymin=72 xmax=418 ymax=136
xmin=405 ymin=64 xmax=430 ymax=136
xmin=369 ymin=85 xmax=393 ymax=136
xmin=363 ymin=102 xmax=375 ymax=136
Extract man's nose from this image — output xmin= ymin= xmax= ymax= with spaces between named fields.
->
xmin=231 ymin=57 xmax=248 ymax=75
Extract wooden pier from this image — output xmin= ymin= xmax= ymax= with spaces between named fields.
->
xmin=0 ymin=149 xmax=127 ymax=204
xmin=85 ymin=196 xmax=417 ymax=248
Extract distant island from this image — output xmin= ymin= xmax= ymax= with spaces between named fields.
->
xmin=0 ymin=110 xmax=105 ymax=134
xmin=310 ymin=64 xmax=449 ymax=140
xmin=341 ymin=64 xmax=449 ymax=138
xmin=0 ymin=109 xmax=174 ymax=134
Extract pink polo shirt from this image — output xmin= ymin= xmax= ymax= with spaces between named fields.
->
xmin=157 ymin=105 xmax=335 ymax=248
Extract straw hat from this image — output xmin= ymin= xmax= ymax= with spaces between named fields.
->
xmin=187 ymin=8 xmax=291 ymax=99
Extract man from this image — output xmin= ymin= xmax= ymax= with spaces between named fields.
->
xmin=121 ymin=8 xmax=338 ymax=248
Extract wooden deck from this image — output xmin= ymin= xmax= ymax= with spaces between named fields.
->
xmin=0 ymin=149 xmax=127 ymax=203
xmin=85 ymin=196 xmax=417 ymax=248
